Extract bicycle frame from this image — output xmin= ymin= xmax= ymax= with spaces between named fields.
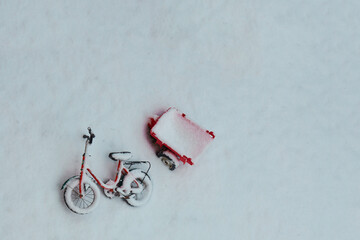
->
xmin=78 ymin=139 xmax=141 ymax=197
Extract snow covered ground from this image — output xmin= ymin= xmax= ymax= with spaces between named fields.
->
xmin=1 ymin=1 xmax=360 ymax=239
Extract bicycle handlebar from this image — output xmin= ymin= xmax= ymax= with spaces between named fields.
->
xmin=83 ymin=127 xmax=95 ymax=144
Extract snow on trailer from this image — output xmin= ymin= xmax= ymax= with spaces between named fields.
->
xmin=149 ymin=107 xmax=215 ymax=170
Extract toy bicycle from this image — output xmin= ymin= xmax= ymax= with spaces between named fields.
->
xmin=61 ymin=128 xmax=152 ymax=214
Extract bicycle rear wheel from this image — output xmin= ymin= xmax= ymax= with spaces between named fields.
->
xmin=126 ymin=170 xmax=153 ymax=207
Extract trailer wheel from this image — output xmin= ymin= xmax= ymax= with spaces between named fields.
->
xmin=158 ymin=150 xmax=179 ymax=171
xmin=160 ymin=155 xmax=175 ymax=170
xmin=169 ymin=163 xmax=176 ymax=171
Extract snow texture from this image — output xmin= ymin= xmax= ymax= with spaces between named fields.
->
xmin=1 ymin=1 xmax=360 ymax=240
xmin=150 ymin=107 xmax=214 ymax=161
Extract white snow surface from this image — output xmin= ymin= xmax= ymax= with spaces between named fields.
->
xmin=151 ymin=107 xmax=214 ymax=162
xmin=1 ymin=1 xmax=360 ymax=240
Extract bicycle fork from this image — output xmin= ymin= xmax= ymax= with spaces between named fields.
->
xmin=79 ymin=154 xmax=86 ymax=197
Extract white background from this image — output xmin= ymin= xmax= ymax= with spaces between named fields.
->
xmin=1 ymin=1 xmax=359 ymax=239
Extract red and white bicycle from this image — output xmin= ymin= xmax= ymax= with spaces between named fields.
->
xmin=61 ymin=128 xmax=153 ymax=214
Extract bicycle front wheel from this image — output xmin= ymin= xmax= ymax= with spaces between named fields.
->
xmin=64 ymin=178 xmax=100 ymax=214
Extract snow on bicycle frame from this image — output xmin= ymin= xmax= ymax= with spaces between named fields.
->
xmin=149 ymin=107 xmax=215 ymax=169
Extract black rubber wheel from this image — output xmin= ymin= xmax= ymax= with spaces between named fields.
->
xmin=169 ymin=164 xmax=176 ymax=171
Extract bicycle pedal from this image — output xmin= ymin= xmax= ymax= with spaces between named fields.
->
xmin=122 ymin=194 xmax=134 ymax=200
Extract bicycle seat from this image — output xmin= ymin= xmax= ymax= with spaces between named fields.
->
xmin=109 ymin=152 xmax=132 ymax=161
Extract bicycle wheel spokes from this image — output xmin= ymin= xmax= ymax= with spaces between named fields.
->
xmin=64 ymin=179 xmax=100 ymax=214
xmin=70 ymin=184 xmax=95 ymax=209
